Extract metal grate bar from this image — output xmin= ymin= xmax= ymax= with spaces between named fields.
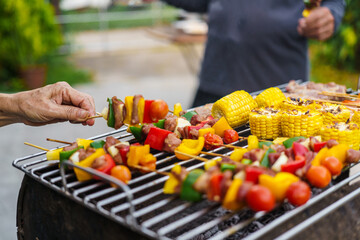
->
xmin=141 ymin=203 xmax=192 ymax=229
xmin=72 ymin=182 xmax=106 ymax=197
xmin=39 ymin=169 xmax=61 ymax=180
xmin=208 ymin=212 xmax=266 ymax=240
xmin=276 ymin=185 xmax=360 ymax=239
xmin=84 ymin=187 xmax=116 ymax=204
xmin=177 ymin=210 xmax=239 ymax=240
xmin=50 ymin=173 xmax=75 ymax=183
xmin=111 ymin=189 xmax=164 ymax=214
xmin=133 ymin=197 xmax=176 ymax=218
xmin=157 ymin=204 xmax=220 ymax=236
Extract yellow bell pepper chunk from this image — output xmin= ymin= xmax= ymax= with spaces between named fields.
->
xmin=259 ymin=172 xmax=299 ymax=202
xmin=74 ymin=148 xmax=106 ymax=182
xmin=124 ymin=96 xmax=134 ymax=125
xmin=76 ymin=138 xmax=94 ymax=150
xmin=247 ymin=135 xmax=259 ymax=150
xmin=326 ymin=144 xmax=349 ymax=164
xmin=212 ymin=117 xmax=232 ymax=138
xmin=140 ymin=153 xmax=157 ymax=165
xmin=163 ymin=164 xmax=182 ymax=194
xmin=204 ymin=157 xmax=222 ymax=171
xmin=230 ymin=148 xmax=248 ymax=162
xmin=128 ymin=144 xmax=150 ymax=167
xmin=302 ymin=9 xmax=311 ymax=18
xmin=46 ymin=148 xmax=63 ymax=161
xmin=173 ymin=103 xmax=183 ymax=117
xmin=311 ymin=147 xmax=329 ymax=166
xmin=272 ymin=137 xmax=289 ymax=145
xmin=138 ymin=97 xmax=145 ymax=124
xmin=175 ymin=137 xmax=205 ymax=160
xmin=223 ymin=179 xmax=244 ymax=210
xmin=199 ymin=128 xmax=215 ymax=138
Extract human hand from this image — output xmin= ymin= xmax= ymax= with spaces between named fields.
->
xmin=12 ymin=82 xmax=96 ymax=126
xmin=297 ymin=7 xmax=335 ymax=41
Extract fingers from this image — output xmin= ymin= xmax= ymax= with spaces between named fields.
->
xmin=53 ymin=82 xmax=96 ymax=125
xmin=297 ymin=7 xmax=334 ymax=41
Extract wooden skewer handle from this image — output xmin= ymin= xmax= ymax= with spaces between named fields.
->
xmin=24 ymin=142 xmax=49 ymax=152
xmin=46 ymin=138 xmax=72 ymax=145
xmin=174 ymin=151 xmax=209 ymax=162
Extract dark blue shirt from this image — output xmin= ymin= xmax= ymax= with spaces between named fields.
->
xmin=163 ymin=0 xmax=345 ymax=95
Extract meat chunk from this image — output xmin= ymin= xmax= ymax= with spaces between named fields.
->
xmin=104 ymin=136 xmax=120 ymax=150
xmin=164 ymin=115 xmax=177 ymax=132
xmin=131 ymin=94 xmax=143 ymax=125
xmin=190 ymin=114 xmax=202 ymax=126
xmin=91 ymin=155 xmax=106 ymax=169
xmin=193 ymin=172 xmax=210 ymax=194
xmin=326 ymin=139 xmax=339 ymax=149
xmin=220 ymin=170 xmax=233 ymax=200
xmin=237 ymin=181 xmax=254 ymax=202
xmin=189 ymin=128 xmax=199 ymax=139
xmin=163 ymin=133 xmax=181 ymax=153
xmin=112 ymin=96 xmax=125 ymax=130
xmin=206 ymin=118 xmax=218 ymax=127
xmin=142 ymin=123 xmax=155 ymax=137
xmin=346 ymin=149 xmax=360 ymax=164
xmin=63 ymin=142 xmax=78 ymax=152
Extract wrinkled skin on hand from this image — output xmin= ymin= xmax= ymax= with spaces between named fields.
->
xmin=3 ymin=82 xmax=96 ymax=126
xmin=297 ymin=6 xmax=335 ymax=41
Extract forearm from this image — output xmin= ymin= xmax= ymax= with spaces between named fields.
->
xmin=0 ymin=93 xmax=20 ymax=127
xmin=321 ymin=0 xmax=346 ymax=32
xmin=161 ymin=0 xmax=209 ymax=13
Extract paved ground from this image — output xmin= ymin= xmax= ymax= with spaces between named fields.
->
xmin=0 ymin=28 xmax=203 ymax=240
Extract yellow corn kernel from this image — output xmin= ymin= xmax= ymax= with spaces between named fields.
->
xmin=255 ymin=87 xmax=286 ymax=108
xmin=249 ymin=107 xmax=281 ymax=139
xmin=319 ymin=122 xmax=360 ymax=150
xmin=281 ymin=110 xmax=323 ymax=138
xmin=212 ymin=90 xmax=257 ymax=128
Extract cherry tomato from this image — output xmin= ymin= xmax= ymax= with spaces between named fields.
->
xmin=246 ymin=185 xmax=275 ymax=212
xmin=204 ymin=132 xmax=223 ymax=150
xmin=223 ymin=129 xmax=239 ymax=144
xmin=286 ymin=181 xmax=311 ymax=206
xmin=306 ymin=166 xmax=331 ymax=188
xmin=321 ymin=156 xmax=342 ymax=176
xmin=149 ymin=99 xmax=169 ymax=122
xmin=111 ymin=165 xmax=131 ymax=185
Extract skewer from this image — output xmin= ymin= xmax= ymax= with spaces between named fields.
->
xmin=319 ymin=91 xmax=360 ymax=99
xmin=46 ymin=138 xmax=72 ymax=145
xmin=24 ymin=142 xmax=49 ymax=151
xmin=131 ymin=165 xmax=170 ymax=176
xmin=200 ymin=151 xmax=227 ymax=157
xmin=174 ymin=151 xmax=209 ymax=162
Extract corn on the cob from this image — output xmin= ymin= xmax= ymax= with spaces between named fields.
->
xmin=352 ymin=111 xmax=360 ymax=125
xmin=249 ymin=107 xmax=281 ymax=139
xmin=281 ymin=110 xmax=323 ymax=138
xmin=320 ymin=122 xmax=360 ymax=150
xmin=321 ymin=103 xmax=351 ymax=125
xmin=280 ymin=98 xmax=321 ymax=112
xmin=212 ymin=90 xmax=257 ymax=128
xmin=255 ymin=87 xmax=286 ymax=108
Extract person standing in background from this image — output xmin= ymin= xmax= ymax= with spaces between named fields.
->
xmin=162 ymin=0 xmax=345 ymax=106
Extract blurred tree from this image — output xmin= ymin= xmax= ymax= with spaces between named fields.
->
xmin=313 ymin=0 xmax=359 ymax=72
xmin=0 ymin=0 xmax=61 ymax=69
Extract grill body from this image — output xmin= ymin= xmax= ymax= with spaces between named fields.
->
xmin=13 ymin=81 xmax=360 ymax=239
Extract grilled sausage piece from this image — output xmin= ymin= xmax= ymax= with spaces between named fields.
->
xmin=131 ymin=94 xmax=143 ymax=125
xmin=112 ymin=96 xmax=125 ymax=130
xmin=163 ymin=133 xmax=181 ymax=153
xmin=346 ymin=149 xmax=360 ymax=164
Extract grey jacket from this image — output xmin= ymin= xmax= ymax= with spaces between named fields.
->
xmin=163 ymin=0 xmax=345 ymax=95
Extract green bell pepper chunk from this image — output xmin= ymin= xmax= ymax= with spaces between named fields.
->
xmin=283 ymin=136 xmax=306 ymax=149
xmin=261 ymin=148 xmax=275 ymax=168
xmin=130 ymin=125 xmax=144 ymax=142
xmin=180 ymin=169 xmax=204 ymax=202
xmin=153 ymin=119 xmax=165 ymax=129
xmin=259 ymin=141 xmax=272 ymax=148
xmin=107 ymin=98 xmax=115 ymax=128
xmin=59 ymin=146 xmax=84 ymax=168
xmin=90 ymin=140 xmax=105 ymax=149
xmin=220 ymin=163 xmax=236 ymax=172
xmin=181 ymin=111 xmax=198 ymax=122
xmin=241 ymin=159 xmax=252 ymax=165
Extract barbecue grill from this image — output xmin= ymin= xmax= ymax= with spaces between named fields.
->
xmin=13 ymin=81 xmax=360 ymax=239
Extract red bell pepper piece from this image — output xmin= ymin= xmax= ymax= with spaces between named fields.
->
xmin=93 ymin=154 xmax=116 ymax=180
xmin=144 ymin=127 xmax=172 ymax=151
xmin=281 ymin=156 xmax=306 ymax=174
xmin=207 ymin=173 xmax=223 ymax=202
xmin=143 ymin=100 xmax=155 ymax=123
xmin=245 ymin=167 xmax=266 ymax=184
xmin=118 ymin=145 xmax=130 ymax=166
xmin=313 ymin=142 xmax=327 ymax=152
xmin=293 ymin=142 xmax=308 ymax=157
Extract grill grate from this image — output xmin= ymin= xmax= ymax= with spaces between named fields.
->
xmin=13 ymin=81 xmax=360 ymax=239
